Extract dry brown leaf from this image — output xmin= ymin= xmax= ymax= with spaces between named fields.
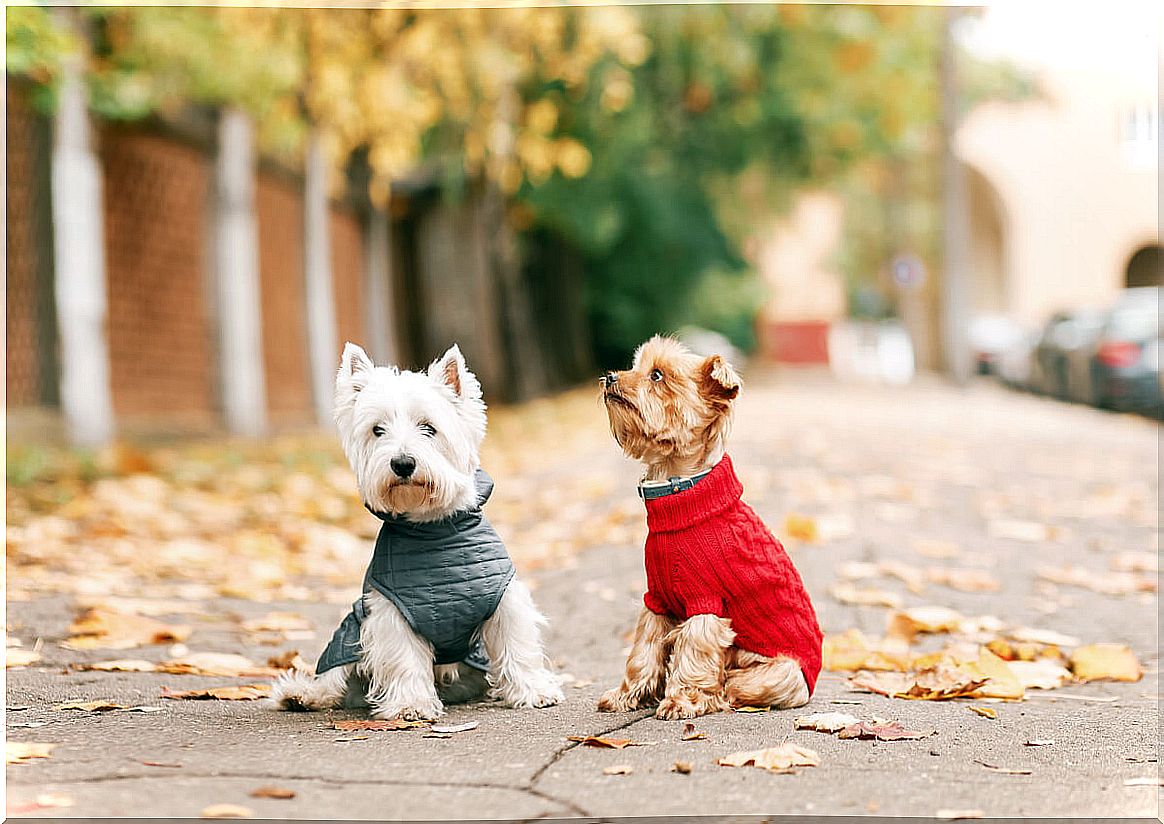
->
xmin=602 ymin=765 xmax=633 ymax=775
xmin=200 ymin=803 xmax=255 ymax=819
xmin=6 ymin=649 xmax=41 ymax=668
xmin=161 ymin=684 xmax=271 ymax=701
xmin=717 ymin=743 xmax=820 ymax=772
xmin=837 ymin=720 xmax=935 ymax=741
xmin=1024 ymin=739 xmax=1054 ymax=747
xmin=795 ymin=711 xmax=862 ymax=733
xmin=680 ymin=722 xmax=706 ymax=741
xmin=968 ymin=706 xmax=998 ymax=719
xmin=155 ymin=652 xmax=282 ymax=678
xmin=249 ymin=786 xmax=296 ymax=800
xmin=671 ymin=760 xmax=693 ymax=774
xmin=886 ymin=606 xmax=964 ymax=640
xmin=333 ymin=719 xmax=426 ymax=731
xmin=1006 ymin=627 xmax=1080 ymax=647
xmin=6 ymin=742 xmax=55 ymax=764
xmin=567 ymin=735 xmax=647 ymax=749
xmin=65 ymin=607 xmax=191 ymax=650
xmin=830 ymin=582 xmax=902 ymax=609
xmin=78 ymin=659 xmax=159 ymax=673
xmin=1069 ymin=644 xmax=1142 ymax=683
xmin=53 ymin=700 xmax=126 ymax=712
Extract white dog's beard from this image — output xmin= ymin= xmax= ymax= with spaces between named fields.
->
xmin=360 ymin=462 xmax=476 ymax=520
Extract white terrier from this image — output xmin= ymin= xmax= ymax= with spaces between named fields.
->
xmin=272 ymin=342 xmax=563 ymax=719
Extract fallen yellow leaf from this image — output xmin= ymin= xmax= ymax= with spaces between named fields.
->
xmin=1069 ymin=644 xmax=1142 ymax=683
xmin=161 ymin=684 xmax=271 ymax=701
xmin=717 ymin=743 xmax=820 ymax=772
xmin=968 ymin=706 xmax=998 ymax=719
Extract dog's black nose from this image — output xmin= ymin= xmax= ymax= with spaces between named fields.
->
xmin=603 ymin=371 xmax=618 ymax=386
xmin=390 ymin=455 xmax=417 ymax=479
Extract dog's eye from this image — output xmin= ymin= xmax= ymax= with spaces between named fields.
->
xmin=649 ymin=369 xmax=664 ymax=383
xmin=418 ymin=421 xmax=437 ymax=437
xmin=372 ymin=424 xmax=385 ymax=438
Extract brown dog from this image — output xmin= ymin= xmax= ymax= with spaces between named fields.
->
xmin=597 ymin=336 xmax=822 ymax=720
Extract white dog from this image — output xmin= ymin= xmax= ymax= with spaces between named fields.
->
xmin=272 ymin=342 xmax=563 ymax=719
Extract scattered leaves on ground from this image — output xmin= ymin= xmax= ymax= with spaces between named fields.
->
xmin=161 ymin=684 xmax=271 ymax=701
xmin=1069 ymin=644 xmax=1142 ymax=682
xmin=680 ymin=722 xmax=706 ymax=741
xmin=1036 ymin=564 xmax=1156 ymax=596
xmin=717 ymin=743 xmax=820 ymax=773
xmin=1007 ymin=659 xmax=1072 ymax=690
xmin=6 ymin=742 xmax=55 ymax=763
xmin=830 ymin=582 xmax=903 ymax=609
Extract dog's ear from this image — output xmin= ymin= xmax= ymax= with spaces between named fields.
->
xmin=428 ymin=344 xmax=483 ymax=405
xmin=338 ymin=342 xmax=375 ymax=392
xmin=698 ymin=354 xmax=741 ymax=403
xmin=334 ymin=343 xmax=375 ymax=426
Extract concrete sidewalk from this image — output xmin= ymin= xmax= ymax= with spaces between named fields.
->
xmin=7 ymin=375 xmax=1160 ymax=819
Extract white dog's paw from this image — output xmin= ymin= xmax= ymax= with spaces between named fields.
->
xmin=494 ymin=670 xmax=564 ymax=709
xmin=371 ymin=698 xmax=445 ymax=722
xmin=270 ymin=671 xmax=342 ymax=712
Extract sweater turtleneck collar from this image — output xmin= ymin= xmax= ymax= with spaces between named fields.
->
xmin=643 ymin=455 xmax=744 ymax=533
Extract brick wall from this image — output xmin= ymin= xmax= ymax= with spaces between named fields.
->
xmin=256 ymin=172 xmax=313 ymax=426
xmin=331 ymin=206 xmax=366 ymax=355
xmin=6 ymin=87 xmax=44 ymax=408
xmin=101 ymin=128 xmax=218 ymax=425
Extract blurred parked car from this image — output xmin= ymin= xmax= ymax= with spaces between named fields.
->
xmin=1090 ymin=287 xmax=1162 ymax=413
xmin=1030 ymin=309 xmax=1105 ymax=398
xmin=968 ymin=314 xmax=1026 ymax=377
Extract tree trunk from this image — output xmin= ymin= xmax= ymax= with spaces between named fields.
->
xmin=940 ymin=7 xmax=973 ymax=384
xmin=213 ymin=106 xmax=267 ymax=437
xmin=303 ymin=129 xmax=338 ymax=423
xmin=50 ymin=8 xmax=114 ymax=446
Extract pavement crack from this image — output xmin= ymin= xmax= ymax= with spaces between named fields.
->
xmin=522 ymin=708 xmax=654 ymax=819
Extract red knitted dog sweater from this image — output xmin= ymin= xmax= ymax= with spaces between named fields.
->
xmin=642 ymin=454 xmax=823 ymax=693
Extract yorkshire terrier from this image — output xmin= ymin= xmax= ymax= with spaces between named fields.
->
xmin=272 ymin=343 xmax=563 ymax=719
xmin=597 ymin=335 xmax=822 ymax=719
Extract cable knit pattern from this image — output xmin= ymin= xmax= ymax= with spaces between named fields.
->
xmin=642 ymin=454 xmax=823 ymax=693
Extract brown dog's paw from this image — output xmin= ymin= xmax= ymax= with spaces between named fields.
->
xmin=598 ymin=687 xmax=651 ymax=712
xmin=655 ymin=692 xmax=728 ymax=720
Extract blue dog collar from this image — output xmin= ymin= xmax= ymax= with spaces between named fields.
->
xmin=637 ymin=468 xmax=713 ymax=500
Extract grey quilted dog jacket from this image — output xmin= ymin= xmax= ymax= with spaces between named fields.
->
xmin=316 ymin=470 xmax=515 ymax=674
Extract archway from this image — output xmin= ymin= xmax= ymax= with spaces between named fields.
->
xmin=1125 ymin=244 xmax=1162 ymax=288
